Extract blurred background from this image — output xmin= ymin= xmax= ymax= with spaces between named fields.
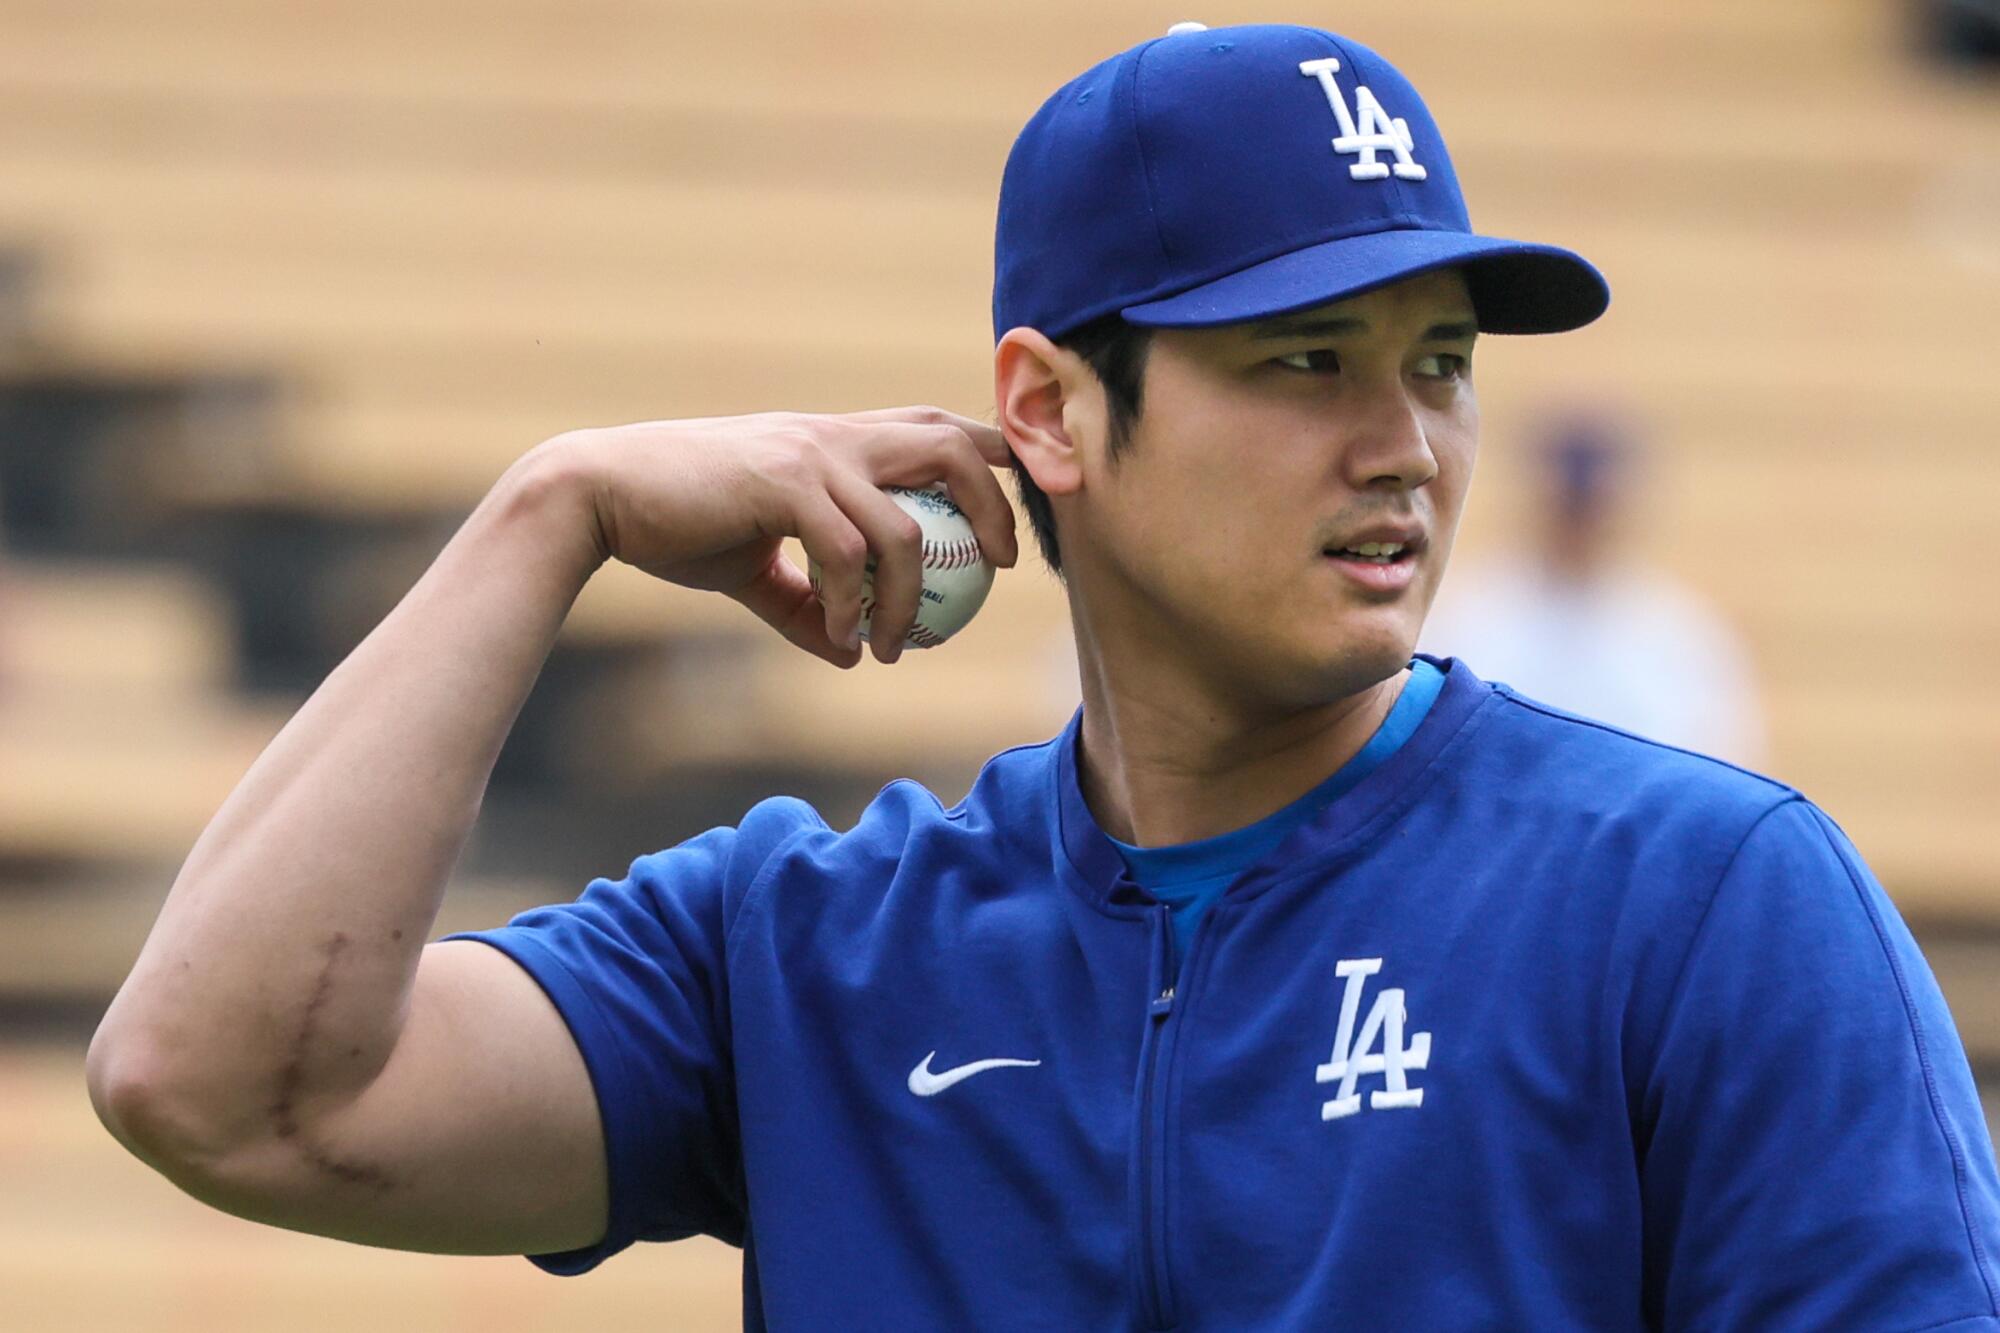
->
xmin=2 ymin=0 xmax=1996 ymax=1328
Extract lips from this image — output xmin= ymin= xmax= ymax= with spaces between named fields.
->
xmin=1322 ymin=545 xmax=1420 ymax=594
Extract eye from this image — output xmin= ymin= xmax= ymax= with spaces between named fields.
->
xmin=1274 ymin=348 xmax=1340 ymax=373
xmin=1416 ymin=352 xmax=1469 ymax=380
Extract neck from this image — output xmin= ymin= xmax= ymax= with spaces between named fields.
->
xmin=1069 ymin=608 xmax=1410 ymax=848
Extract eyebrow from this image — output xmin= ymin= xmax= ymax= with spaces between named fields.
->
xmin=1247 ymin=315 xmax=1480 ymax=342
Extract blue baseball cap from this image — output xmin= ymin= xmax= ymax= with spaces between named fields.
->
xmin=992 ymin=22 xmax=1609 ymax=343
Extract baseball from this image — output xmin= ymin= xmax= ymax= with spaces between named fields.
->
xmin=807 ymin=484 xmax=995 ymax=649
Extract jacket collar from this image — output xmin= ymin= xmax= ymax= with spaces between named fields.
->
xmin=1050 ymin=654 xmax=1492 ymax=913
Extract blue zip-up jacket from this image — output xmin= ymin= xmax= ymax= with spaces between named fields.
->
xmin=450 ymin=654 xmax=2000 ymax=1330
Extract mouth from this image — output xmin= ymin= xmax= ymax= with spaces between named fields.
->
xmin=1321 ymin=540 xmax=1418 ymax=565
xmin=1320 ymin=540 xmax=1422 ymax=594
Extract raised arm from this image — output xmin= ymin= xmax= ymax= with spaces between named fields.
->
xmin=84 ymin=408 xmax=1016 ymax=1254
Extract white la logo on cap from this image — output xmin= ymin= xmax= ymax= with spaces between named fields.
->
xmin=1298 ymin=56 xmax=1428 ymax=182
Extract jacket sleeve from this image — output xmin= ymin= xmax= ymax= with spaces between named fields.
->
xmin=1637 ymin=798 xmax=2000 ymax=1331
xmin=443 ymin=796 xmax=824 ymax=1273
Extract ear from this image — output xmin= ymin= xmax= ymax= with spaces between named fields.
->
xmin=994 ymin=327 xmax=1098 ymax=499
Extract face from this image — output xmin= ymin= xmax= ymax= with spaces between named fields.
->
xmin=1055 ymin=268 xmax=1480 ymax=708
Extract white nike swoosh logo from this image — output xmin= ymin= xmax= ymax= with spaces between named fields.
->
xmin=907 ymin=1050 xmax=1042 ymax=1097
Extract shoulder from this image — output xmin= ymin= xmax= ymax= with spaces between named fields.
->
xmin=732 ymin=793 xmax=833 ymax=858
xmin=610 ymin=794 xmax=831 ymax=900
xmin=1458 ymin=674 xmax=1911 ymax=1016
xmin=1470 ymin=674 xmax=1795 ymax=824
xmin=1422 ymin=666 xmax=1811 ymax=910
xmin=735 ymin=732 xmax=1067 ymax=939
xmin=767 ymin=731 xmax=1063 ymax=873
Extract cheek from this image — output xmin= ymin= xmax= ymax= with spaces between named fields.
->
xmin=1108 ymin=432 xmax=1258 ymax=551
xmin=1420 ymin=438 xmax=1478 ymax=590
xmin=1429 ymin=422 xmax=1479 ymax=517
xmin=1111 ymin=469 xmax=1276 ymax=616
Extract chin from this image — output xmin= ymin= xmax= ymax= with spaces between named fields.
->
xmin=1257 ymin=628 xmax=1416 ymax=710
xmin=1327 ymin=612 xmax=1420 ymax=671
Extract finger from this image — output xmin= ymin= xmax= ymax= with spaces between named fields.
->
xmin=860 ymin=424 xmax=1020 ymax=569
xmin=733 ymin=555 xmax=864 ymax=668
xmin=834 ymin=404 xmax=1012 ymax=469
xmin=789 ymin=488 xmax=871 ymax=653
xmin=822 ymin=467 xmax=927 ymax=665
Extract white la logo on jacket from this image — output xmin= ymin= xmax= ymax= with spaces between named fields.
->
xmin=1317 ymin=957 xmax=1431 ymax=1120
xmin=1297 ymin=57 xmax=1428 ymax=182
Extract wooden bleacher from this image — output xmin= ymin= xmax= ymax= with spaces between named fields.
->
xmin=0 ymin=561 xmax=290 ymax=864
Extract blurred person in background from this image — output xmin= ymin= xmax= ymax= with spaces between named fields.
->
xmin=1421 ymin=410 xmax=1768 ymax=769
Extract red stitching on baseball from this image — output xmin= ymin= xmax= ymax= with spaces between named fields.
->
xmin=923 ymin=538 xmax=980 ymax=570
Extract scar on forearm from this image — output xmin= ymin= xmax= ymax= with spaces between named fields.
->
xmin=268 ymin=932 xmax=398 ymax=1193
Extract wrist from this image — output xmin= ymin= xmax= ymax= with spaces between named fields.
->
xmin=490 ymin=434 xmax=613 ymax=588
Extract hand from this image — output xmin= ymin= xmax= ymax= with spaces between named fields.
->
xmin=535 ymin=405 xmax=1019 ymax=667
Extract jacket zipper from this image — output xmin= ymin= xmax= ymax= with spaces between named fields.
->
xmin=1137 ymin=906 xmax=1178 ymax=1329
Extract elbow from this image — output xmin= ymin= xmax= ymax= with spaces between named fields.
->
xmin=84 ymin=1023 xmax=358 ymax=1235
xmin=85 ymin=1023 xmax=249 ymax=1183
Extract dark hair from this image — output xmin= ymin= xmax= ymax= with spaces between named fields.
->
xmin=1010 ymin=312 xmax=1154 ymax=576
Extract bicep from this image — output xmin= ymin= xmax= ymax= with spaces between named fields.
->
xmin=203 ymin=940 xmax=609 ymax=1256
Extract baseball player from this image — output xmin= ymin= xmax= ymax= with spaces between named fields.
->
xmin=89 ymin=22 xmax=2000 ymax=1331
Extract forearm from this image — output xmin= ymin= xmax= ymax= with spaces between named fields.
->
xmin=89 ymin=441 xmax=605 ymax=1159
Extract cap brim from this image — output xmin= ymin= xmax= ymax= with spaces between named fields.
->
xmin=1118 ymin=229 xmax=1608 ymax=335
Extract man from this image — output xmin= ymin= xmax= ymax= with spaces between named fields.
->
xmin=87 ymin=22 xmax=2000 ymax=1331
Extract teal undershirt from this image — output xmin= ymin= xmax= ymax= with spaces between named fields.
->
xmin=1109 ymin=659 xmax=1445 ymax=976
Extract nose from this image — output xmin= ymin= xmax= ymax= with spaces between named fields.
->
xmin=1338 ymin=378 xmax=1440 ymax=492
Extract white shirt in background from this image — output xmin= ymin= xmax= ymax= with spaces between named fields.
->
xmin=1420 ymin=558 xmax=1768 ymax=771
